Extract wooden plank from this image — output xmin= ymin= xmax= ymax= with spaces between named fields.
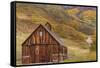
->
xmin=35 ymin=45 xmax=39 ymax=63
xmin=22 ymin=45 xmax=25 ymax=64
xmin=43 ymin=29 xmax=45 ymax=44
xmin=50 ymin=44 xmax=53 ymax=62
xmin=45 ymin=31 xmax=48 ymax=44
xmin=58 ymin=45 xmax=60 ymax=62
xmin=29 ymin=45 xmax=34 ymax=63
xmin=32 ymin=35 xmax=35 ymax=44
xmin=22 ymin=46 xmax=30 ymax=64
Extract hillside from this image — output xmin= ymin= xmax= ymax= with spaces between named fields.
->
xmin=16 ymin=3 xmax=96 ymax=41
xmin=16 ymin=3 xmax=97 ymax=65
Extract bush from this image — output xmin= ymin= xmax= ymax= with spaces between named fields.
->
xmin=90 ymin=45 xmax=96 ymax=51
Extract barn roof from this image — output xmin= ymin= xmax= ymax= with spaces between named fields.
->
xmin=42 ymin=25 xmax=64 ymax=46
xmin=22 ymin=24 xmax=65 ymax=46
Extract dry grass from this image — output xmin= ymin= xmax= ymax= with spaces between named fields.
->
xmin=63 ymin=38 xmax=96 ymax=62
xmin=16 ymin=37 xmax=96 ymax=65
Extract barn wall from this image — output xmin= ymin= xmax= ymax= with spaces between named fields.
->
xmin=22 ymin=45 xmax=31 ymax=64
xmin=23 ymin=26 xmax=59 ymax=45
xmin=22 ymin=25 xmax=67 ymax=64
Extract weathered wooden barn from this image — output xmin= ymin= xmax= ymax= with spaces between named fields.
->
xmin=22 ymin=23 xmax=67 ymax=64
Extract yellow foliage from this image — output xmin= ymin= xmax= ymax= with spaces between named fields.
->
xmin=66 ymin=8 xmax=80 ymax=15
xmin=82 ymin=10 xmax=96 ymax=18
xmin=80 ymin=10 xmax=96 ymax=22
xmin=67 ymin=20 xmax=80 ymax=29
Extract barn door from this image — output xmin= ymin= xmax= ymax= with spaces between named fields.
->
xmin=39 ymin=45 xmax=47 ymax=63
xmin=30 ymin=45 xmax=48 ymax=63
xmin=30 ymin=45 xmax=40 ymax=63
xmin=30 ymin=45 xmax=35 ymax=63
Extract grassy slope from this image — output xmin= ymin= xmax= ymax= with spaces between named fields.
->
xmin=16 ymin=3 xmax=96 ymax=65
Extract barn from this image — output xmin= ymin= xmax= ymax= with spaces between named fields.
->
xmin=22 ymin=23 xmax=67 ymax=64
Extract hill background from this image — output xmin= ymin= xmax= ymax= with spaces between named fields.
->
xmin=16 ymin=3 xmax=97 ymax=65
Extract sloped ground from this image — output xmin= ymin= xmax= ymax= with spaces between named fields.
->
xmin=16 ymin=37 xmax=96 ymax=65
xmin=63 ymin=38 xmax=96 ymax=62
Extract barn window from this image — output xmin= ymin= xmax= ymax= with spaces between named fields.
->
xmin=40 ymin=31 xmax=43 ymax=37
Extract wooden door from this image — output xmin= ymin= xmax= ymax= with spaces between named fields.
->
xmin=30 ymin=45 xmax=40 ymax=63
xmin=30 ymin=45 xmax=35 ymax=63
xmin=39 ymin=45 xmax=47 ymax=63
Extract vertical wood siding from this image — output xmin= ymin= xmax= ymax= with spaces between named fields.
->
xmin=22 ymin=25 xmax=67 ymax=64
